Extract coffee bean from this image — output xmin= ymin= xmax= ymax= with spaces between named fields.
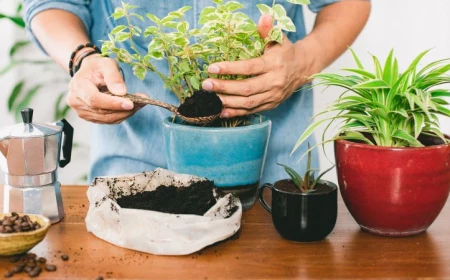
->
xmin=61 ymin=254 xmax=69 ymax=261
xmin=13 ymin=263 xmax=25 ymax=273
xmin=27 ymin=253 xmax=37 ymax=259
xmin=28 ymin=266 xmax=42 ymax=278
xmin=11 ymin=212 xmax=18 ymax=217
xmin=3 ymin=220 xmax=12 ymax=226
xmin=96 ymin=277 xmax=104 ymax=280
xmin=4 ymin=271 xmax=14 ymax=278
xmin=25 ymin=266 xmax=34 ymax=273
xmin=45 ymin=264 xmax=57 ymax=272
xmin=26 ymin=261 xmax=37 ymax=268
xmin=9 ymin=256 xmax=21 ymax=263
xmin=37 ymin=257 xmax=47 ymax=264
xmin=4 ymin=226 xmax=13 ymax=233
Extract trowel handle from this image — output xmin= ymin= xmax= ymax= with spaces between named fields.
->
xmin=59 ymin=119 xmax=74 ymax=168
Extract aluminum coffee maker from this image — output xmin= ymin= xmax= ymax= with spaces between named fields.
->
xmin=0 ymin=108 xmax=73 ymax=223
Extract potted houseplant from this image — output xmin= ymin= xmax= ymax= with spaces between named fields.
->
xmin=102 ymin=0 xmax=309 ymax=210
xmin=258 ymin=145 xmax=336 ymax=242
xmin=294 ymin=49 xmax=450 ymax=236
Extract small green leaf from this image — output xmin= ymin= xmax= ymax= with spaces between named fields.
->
xmin=277 ymin=163 xmax=304 ymax=189
xmin=273 ymin=4 xmax=287 ymax=19
xmin=352 ymin=79 xmax=390 ymax=89
xmin=189 ymin=76 xmax=200 ymax=90
xmin=144 ymin=26 xmax=158 ymax=37
xmin=146 ymin=13 xmax=160 ymax=24
xmin=0 ymin=13 xmax=25 ymax=28
xmin=9 ymin=41 xmax=30 ymax=58
xmin=177 ymin=21 xmax=189 ymax=33
xmin=111 ymin=25 xmax=127 ymax=35
xmin=224 ymin=1 xmax=244 ymax=12
xmin=277 ymin=17 xmax=296 ymax=32
xmin=133 ymin=65 xmax=146 ymax=80
xmin=256 ymin=4 xmax=272 ymax=15
xmin=8 ymin=80 xmax=24 ymax=112
xmin=412 ymin=112 xmax=424 ymax=138
xmin=267 ymin=27 xmax=283 ymax=44
xmin=392 ymin=130 xmax=423 ymax=147
xmin=130 ymin=13 xmax=144 ymax=21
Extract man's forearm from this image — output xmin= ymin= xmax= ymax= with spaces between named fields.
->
xmin=30 ymin=9 xmax=91 ymax=71
xmin=297 ymin=0 xmax=371 ymax=77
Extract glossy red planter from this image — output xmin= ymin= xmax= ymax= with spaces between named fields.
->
xmin=335 ymin=139 xmax=450 ymax=237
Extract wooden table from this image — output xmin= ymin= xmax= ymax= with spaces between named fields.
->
xmin=1 ymin=185 xmax=450 ymax=279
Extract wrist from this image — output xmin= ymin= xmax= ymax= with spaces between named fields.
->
xmin=294 ymin=36 xmax=327 ymax=83
xmin=69 ymin=43 xmax=101 ymax=77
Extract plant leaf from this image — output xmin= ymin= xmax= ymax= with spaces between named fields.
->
xmin=9 ymin=41 xmax=30 ymax=58
xmin=392 ymin=130 xmax=423 ymax=147
xmin=8 ymin=80 xmax=24 ymax=112
xmin=0 ymin=13 xmax=25 ymax=28
xmin=277 ymin=163 xmax=304 ymax=189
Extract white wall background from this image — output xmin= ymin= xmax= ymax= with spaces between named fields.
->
xmin=1 ymin=0 xmax=450 ymax=184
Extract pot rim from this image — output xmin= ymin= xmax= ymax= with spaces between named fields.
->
xmin=335 ymin=138 xmax=450 ymax=151
xmin=162 ymin=115 xmax=271 ymax=132
xmin=272 ymin=179 xmax=337 ymax=196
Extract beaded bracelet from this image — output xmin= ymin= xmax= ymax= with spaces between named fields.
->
xmin=73 ymin=51 xmax=101 ymax=75
xmin=69 ymin=43 xmax=101 ymax=77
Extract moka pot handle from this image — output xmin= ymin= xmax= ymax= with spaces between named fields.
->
xmin=59 ymin=119 xmax=74 ymax=168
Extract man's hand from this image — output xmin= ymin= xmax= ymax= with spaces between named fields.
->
xmin=202 ymin=14 xmax=313 ymax=118
xmin=67 ymin=55 xmax=142 ymax=124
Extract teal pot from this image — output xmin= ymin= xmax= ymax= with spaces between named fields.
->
xmin=162 ymin=115 xmax=271 ymax=211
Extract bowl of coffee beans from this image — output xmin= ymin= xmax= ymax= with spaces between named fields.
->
xmin=0 ymin=212 xmax=50 ymax=256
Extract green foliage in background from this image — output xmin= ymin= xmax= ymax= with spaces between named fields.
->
xmin=0 ymin=1 xmax=70 ymax=121
xmin=293 ymin=49 xmax=450 ymax=158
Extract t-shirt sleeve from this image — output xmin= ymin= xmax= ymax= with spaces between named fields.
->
xmin=23 ymin=0 xmax=92 ymax=55
xmin=308 ymin=0 xmax=341 ymax=13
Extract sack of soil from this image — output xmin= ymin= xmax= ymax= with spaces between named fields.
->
xmin=85 ymin=168 xmax=242 ymax=255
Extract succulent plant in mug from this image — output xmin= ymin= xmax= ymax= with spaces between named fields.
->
xmin=293 ymin=49 xmax=450 ymax=153
xmin=101 ymin=0 xmax=310 ymax=126
xmin=278 ymin=144 xmax=335 ymax=193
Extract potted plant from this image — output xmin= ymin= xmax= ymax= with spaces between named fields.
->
xmin=258 ymin=144 xmax=336 ymax=242
xmin=102 ymin=0 xmax=309 ymax=210
xmin=294 ymin=49 xmax=450 ymax=236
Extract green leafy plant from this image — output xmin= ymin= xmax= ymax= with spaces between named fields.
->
xmin=278 ymin=144 xmax=335 ymax=193
xmin=102 ymin=0 xmax=309 ymax=104
xmin=293 ymin=49 xmax=450 ymax=155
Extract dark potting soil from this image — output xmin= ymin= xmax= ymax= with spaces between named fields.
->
xmin=116 ymin=180 xmax=217 ymax=215
xmin=177 ymin=90 xmax=222 ymax=118
xmin=275 ymin=179 xmax=335 ymax=194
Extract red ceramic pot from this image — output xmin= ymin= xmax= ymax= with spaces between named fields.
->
xmin=335 ymin=139 xmax=450 ymax=237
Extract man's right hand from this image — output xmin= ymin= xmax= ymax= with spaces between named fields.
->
xmin=67 ymin=54 xmax=142 ymax=124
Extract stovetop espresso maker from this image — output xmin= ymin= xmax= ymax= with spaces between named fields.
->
xmin=0 ymin=108 xmax=73 ymax=223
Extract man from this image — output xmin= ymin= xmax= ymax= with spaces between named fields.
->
xmin=23 ymin=0 xmax=370 ymax=183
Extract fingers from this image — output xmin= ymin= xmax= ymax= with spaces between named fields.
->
xmin=205 ymin=57 xmax=271 ymax=81
xmin=96 ymin=59 xmax=127 ymax=96
xmin=70 ymin=78 xmax=134 ymax=111
xmin=258 ymin=14 xmax=273 ymax=39
xmin=202 ymin=74 xmax=272 ymax=96
xmin=221 ymin=102 xmax=276 ymax=119
xmin=76 ymin=107 xmax=141 ymax=124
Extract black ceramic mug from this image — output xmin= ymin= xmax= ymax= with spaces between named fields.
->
xmin=258 ymin=180 xmax=338 ymax=242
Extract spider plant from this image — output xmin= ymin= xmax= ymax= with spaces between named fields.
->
xmin=293 ymin=49 xmax=450 ymax=155
xmin=278 ymin=144 xmax=335 ymax=193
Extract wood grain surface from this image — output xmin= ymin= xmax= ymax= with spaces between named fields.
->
xmin=1 ymin=185 xmax=450 ymax=279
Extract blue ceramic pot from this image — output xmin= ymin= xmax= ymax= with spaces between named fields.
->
xmin=162 ymin=115 xmax=271 ymax=210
